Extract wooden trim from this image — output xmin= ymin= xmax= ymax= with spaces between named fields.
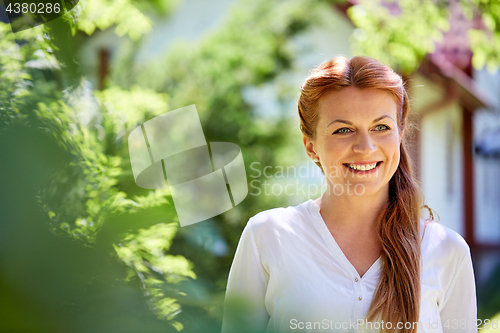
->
xmin=462 ymin=62 xmax=477 ymax=250
xmin=462 ymin=106 xmax=476 ymax=248
xmin=98 ymin=49 xmax=110 ymax=91
xmin=473 ymin=244 xmax=500 ymax=252
xmin=334 ymin=2 xmax=354 ymax=20
xmin=409 ymin=79 xmax=459 ymax=182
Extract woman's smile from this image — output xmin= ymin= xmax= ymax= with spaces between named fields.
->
xmin=344 ymin=161 xmax=383 ymax=174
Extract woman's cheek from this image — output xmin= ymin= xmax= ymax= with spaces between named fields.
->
xmin=376 ymin=133 xmax=400 ymax=146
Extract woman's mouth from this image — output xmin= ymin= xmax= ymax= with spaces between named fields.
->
xmin=343 ymin=161 xmax=382 ymax=174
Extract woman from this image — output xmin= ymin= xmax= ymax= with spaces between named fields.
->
xmin=222 ymin=56 xmax=476 ymax=333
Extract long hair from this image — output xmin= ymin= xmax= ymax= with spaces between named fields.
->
xmin=298 ymin=56 xmax=422 ymax=333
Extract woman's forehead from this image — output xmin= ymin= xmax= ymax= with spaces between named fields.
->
xmin=318 ymin=87 xmax=399 ymax=123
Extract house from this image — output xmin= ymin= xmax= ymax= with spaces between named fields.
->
xmin=404 ymin=3 xmax=500 ymax=285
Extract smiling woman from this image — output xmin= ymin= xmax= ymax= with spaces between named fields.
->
xmin=222 ymin=56 xmax=477 ymax=333
xmin=305 ymin=87 xmax=403 ymax=200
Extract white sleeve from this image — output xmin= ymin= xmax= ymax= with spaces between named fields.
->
xmin=222 ymin=221 xmax=270 ymax=333
xmin=439 ymin=248 xmax=477 ymax=333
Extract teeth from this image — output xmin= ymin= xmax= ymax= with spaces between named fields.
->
xmin=347 ymin=163 xmax=377 ymax=171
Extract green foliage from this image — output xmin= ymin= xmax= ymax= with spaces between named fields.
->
xmin=65 ymin=0 xmax=177 ymax=39
xmin=0 ymin=125 xmax=182 ymax=332
xmin=478 ymin=263 xmax=500 ymax=322
xmin=95 ymin=85 xmax=170 ymax=132
xmin=348 ymin=0 xmax=500 ymax=73
xmin=348 ymin=0 xmax=448 ymax=74
xmin=106 ymin=0 xmax=339 ymax=330
xmin=33 ymin=81 xmax=196 ymax=328
xmin=34 ymin=83 xmax=168 ymax=239
xmin=0 ymin=1 xmax=192 ymax=330
xmin=463 ymin=0 xmax=500 ymax=72
xmin=75 ymin=0 xmax=151 ymax=39
xmin=114 ymin=222 xmax=196 ymax=330
xmin=0 ymin=24 xmax=51 ymax=128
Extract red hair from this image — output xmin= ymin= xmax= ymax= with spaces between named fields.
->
xmin=298 ymin=56 xmax=423 ymax=332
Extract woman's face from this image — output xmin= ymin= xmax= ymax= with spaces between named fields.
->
xmin=303 ymin=87 xmax=403 ymax=197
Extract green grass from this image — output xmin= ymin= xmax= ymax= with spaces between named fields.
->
xmin=478 ymin=263 xmax=500 ymax=331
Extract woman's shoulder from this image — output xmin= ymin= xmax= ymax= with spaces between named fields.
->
xmin=245 ymin=199 xmax=314 ymax=232
xmin=420 ymin=218 xmax=471 ymax=262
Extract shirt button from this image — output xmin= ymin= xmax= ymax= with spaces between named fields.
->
xmin=355 ymin=278 xmax=359 ymax=282
xmin=358 ymin=297 xmax=362 ymax=301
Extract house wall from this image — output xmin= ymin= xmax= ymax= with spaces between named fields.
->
xmin=80 ymin=28 xmax=120 ymax=89
xmin=473 ymin=68 xmax=500 ymax=246
xmin=409 ymin=74 xmax=465 ymax=235
xmin=471 ymin=68 xmax=500 ymax=285
xmin=473 ymin=109 xmax=500 ymax=246
xmin=410 ymin=68 xmax=500 ymax=285
xmin=421 ymin=103 xmax=464 ymax=234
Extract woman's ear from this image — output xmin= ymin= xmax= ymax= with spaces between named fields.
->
xmin=303 ymin=136 xmax=316 ymax=160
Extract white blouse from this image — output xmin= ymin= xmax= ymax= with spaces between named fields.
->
xmin=222 ymin=199 xmax=477 ymax=333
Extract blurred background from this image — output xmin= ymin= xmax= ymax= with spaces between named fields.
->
xmin=0 ymin=0 xmax=499 ymax=331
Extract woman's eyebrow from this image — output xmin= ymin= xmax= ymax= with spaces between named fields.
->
xmin=326 ymin=114 xmax=395 ymax=128
xmin=372 ymin=115 xmax=395 ymax=123
xmin=327 ymin=119 xmax=352 ymax=127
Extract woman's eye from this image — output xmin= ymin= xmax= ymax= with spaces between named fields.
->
xmin=334 ymin=128 xmax=351 ymax=134
xmin=374 ymin=124 xmax=389 ymax=131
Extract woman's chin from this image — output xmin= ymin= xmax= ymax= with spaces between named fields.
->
xmin=325 ymin=181 xmax=387 ymax=198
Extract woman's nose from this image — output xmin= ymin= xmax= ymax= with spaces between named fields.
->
xmin=352 ymin=133 xmax=377 ymax=155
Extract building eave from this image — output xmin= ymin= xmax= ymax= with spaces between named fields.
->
xmin=419 ymin=54 xmax=493 ymax=111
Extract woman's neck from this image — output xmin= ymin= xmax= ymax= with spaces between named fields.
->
xmin=315 ymin=183 xmax=389 ymax=231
